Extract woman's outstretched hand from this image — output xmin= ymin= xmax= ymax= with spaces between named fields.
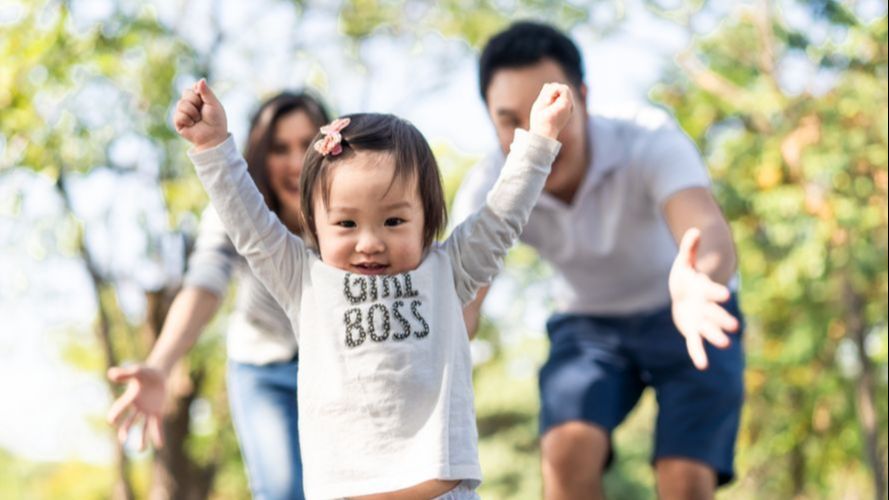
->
xmin=106 ymin=364 xmax=167 ymax=450
xmin=173 ymin=79 xmax=229 ymax=152
xmin=529 ymin=82 xmax=574 ymax=140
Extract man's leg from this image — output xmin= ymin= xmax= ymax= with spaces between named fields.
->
xmin=538 ymin=314 xmax=645 ymax=500
xmin=636 ymin=295 xmax=746 ymax=497
xmin=541 ymin=421 xmax=610 ymax=500
xmin=655 ymin=458 xmax=717 ymax=500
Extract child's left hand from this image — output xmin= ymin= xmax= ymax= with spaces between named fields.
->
xmin=529 ymin=83 xmax=574 ymax=140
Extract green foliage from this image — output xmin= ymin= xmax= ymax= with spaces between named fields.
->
xmin=0 ymin=2 xmax=195 ymax=180
xmin=3 ymin=0 xmax=885 ymax=498
xmin=474 ymin=336 xmax=546 ymax=499
xmin=652 ymin=2 xmax=888 ymax=497
xmin=0 ymin=448 xmax=119 ymax=500
xmin=1 ymin=1 xmax=233 ymax=498
xmin=339 ymin=0 xmax=590 ymax=47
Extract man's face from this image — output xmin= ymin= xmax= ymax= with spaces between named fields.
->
xmin=485 ymin=58 xmax=589 ymax=203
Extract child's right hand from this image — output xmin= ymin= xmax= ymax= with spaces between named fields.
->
xmin=106 ymin=364 xmax=167 ymax=449
xmin=173 ymin=79 xmax=229 ymax=151
xmin=529 ymin=83 xmax=574 ymax=140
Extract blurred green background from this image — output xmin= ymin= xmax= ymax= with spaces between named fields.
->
xmin=1 ymin=0 xmax=886 ymax=498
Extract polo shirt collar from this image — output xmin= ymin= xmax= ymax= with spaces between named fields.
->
xmin=537 ymin=114 xmax=624 ymax=210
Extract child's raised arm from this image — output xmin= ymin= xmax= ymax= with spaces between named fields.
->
xmin=529 ymin=83 xmax=574 ymax=140
xmin=174 ymin=80 xmax=305 ymax=314
xmin=447 ymin=83 xmax=573 ymax=304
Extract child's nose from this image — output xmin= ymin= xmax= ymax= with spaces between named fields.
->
xmin=356 ymin=230 xmax=385 ymax=254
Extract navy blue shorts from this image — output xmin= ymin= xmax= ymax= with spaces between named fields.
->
xmin=539 ymin=295 xmax=745 ymax=485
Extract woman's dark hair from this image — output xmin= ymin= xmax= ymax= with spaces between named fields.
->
xmin=243 ymin=91 xmax=330 ymax=214
xmin=299 ymin=113 xmax=447 ymax=250
xmin=479 ymin=21 xmax=584 ymax=102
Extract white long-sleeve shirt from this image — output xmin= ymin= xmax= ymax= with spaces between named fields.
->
xmin=189 ymin=129 xmax=559 ymax=499
xmin=183 ymin=205 xmax=298 ymax=364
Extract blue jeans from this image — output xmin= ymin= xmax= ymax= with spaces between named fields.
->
xmin=227 ymin=358 xmax=304 ymax=500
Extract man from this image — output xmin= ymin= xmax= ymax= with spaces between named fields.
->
xmin=452 ymin=21 xmax=744 ymax=500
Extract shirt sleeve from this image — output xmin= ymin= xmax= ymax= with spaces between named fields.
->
xmin=635 ymin=118 xmax=711 ymax=207
xmin=188 ymin=136 xmax=305 ymax=313
xmin=445 ymin=129 xmax=560 ymax=305
xmin=181 ymin=205 xmax=238 ymax=297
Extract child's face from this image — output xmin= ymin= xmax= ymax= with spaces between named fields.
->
xmin=313 ymin=151 xmax=425 ymax=275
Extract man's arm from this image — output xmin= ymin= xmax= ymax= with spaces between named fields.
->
xmin=663 ymin=186 xmax=740 ymax=370
xmin=662 ymin=187 xmax=737 ymax=285
xmin=462 ymin=285 xmax=490 ymax=339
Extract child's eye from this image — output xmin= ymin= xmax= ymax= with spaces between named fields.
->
xmin=385 ymin=218 xmax=405 ymax=227
xmin=337 ymin=220 xmax=356 ymax=228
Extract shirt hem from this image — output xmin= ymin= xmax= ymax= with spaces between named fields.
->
xmin=306 ymin=464 xmax=482 ymax=499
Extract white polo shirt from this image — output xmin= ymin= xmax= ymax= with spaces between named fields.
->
xmin=452 ymin=107 xmax=711 ymax=315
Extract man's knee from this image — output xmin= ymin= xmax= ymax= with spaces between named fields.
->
xmin=655 ymin=458 xmax=716 ymax=500
xmin=541 ymin=421 xmax=609 ymax=484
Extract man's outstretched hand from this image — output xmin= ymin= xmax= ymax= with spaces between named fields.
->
xmin=669 ymin=227 xmax=740 ymax=370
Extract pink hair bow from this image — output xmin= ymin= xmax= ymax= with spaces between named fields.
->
xmin=314 ymin=117 xmax=351 ymax=156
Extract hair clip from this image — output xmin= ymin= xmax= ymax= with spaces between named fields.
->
xmin=314 ymin=117 xmax=351 ymax=156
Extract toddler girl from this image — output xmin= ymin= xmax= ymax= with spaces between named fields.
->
xmin=174 ymin=79 xmax=572 ymax=499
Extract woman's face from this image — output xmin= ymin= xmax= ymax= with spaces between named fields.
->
xmin=267 ymin=109 xmax=320 ymax=213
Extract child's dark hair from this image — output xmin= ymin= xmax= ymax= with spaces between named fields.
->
xmin=300 ymin=113 xmax=447 ymax=250
xmin=478 ymin=21 xmax=584 ymax=102
xmin=244 ymin=91 xmax=330 ymax=215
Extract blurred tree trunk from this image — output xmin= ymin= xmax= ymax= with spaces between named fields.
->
xmin=844 ymin=279 xmax=887 ymax=500
xmin=56 ymin=176 xmax=135 ymax=500
xmin=142 ymin=283 xmax=217 ymax=500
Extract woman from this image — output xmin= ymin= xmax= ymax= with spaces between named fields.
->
xmin=107 ymin=91 xmax=330 ymax=500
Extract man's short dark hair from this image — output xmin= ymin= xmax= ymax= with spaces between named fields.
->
xmin=479 ymin=21 xmax=584 ymax=102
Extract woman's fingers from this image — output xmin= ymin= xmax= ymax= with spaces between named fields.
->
xmin=139 ymin=418 xmax=149 ymax=451
xmin=118 ymin=410 xmax=138 ymax=444
xmin=107 ymin=388 xmax=138 ymax=426
xmin=148 ymin=415 xmax=165 ymax=448
xmin=107 ymin=365 xmax=140 ymax=383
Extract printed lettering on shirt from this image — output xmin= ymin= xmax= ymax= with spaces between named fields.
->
xmin=342 ymin=273 xmax=429 ymax=348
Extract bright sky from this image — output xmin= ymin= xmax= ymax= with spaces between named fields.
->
xmin=2 ymin=0 xmax=884 ymax=465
